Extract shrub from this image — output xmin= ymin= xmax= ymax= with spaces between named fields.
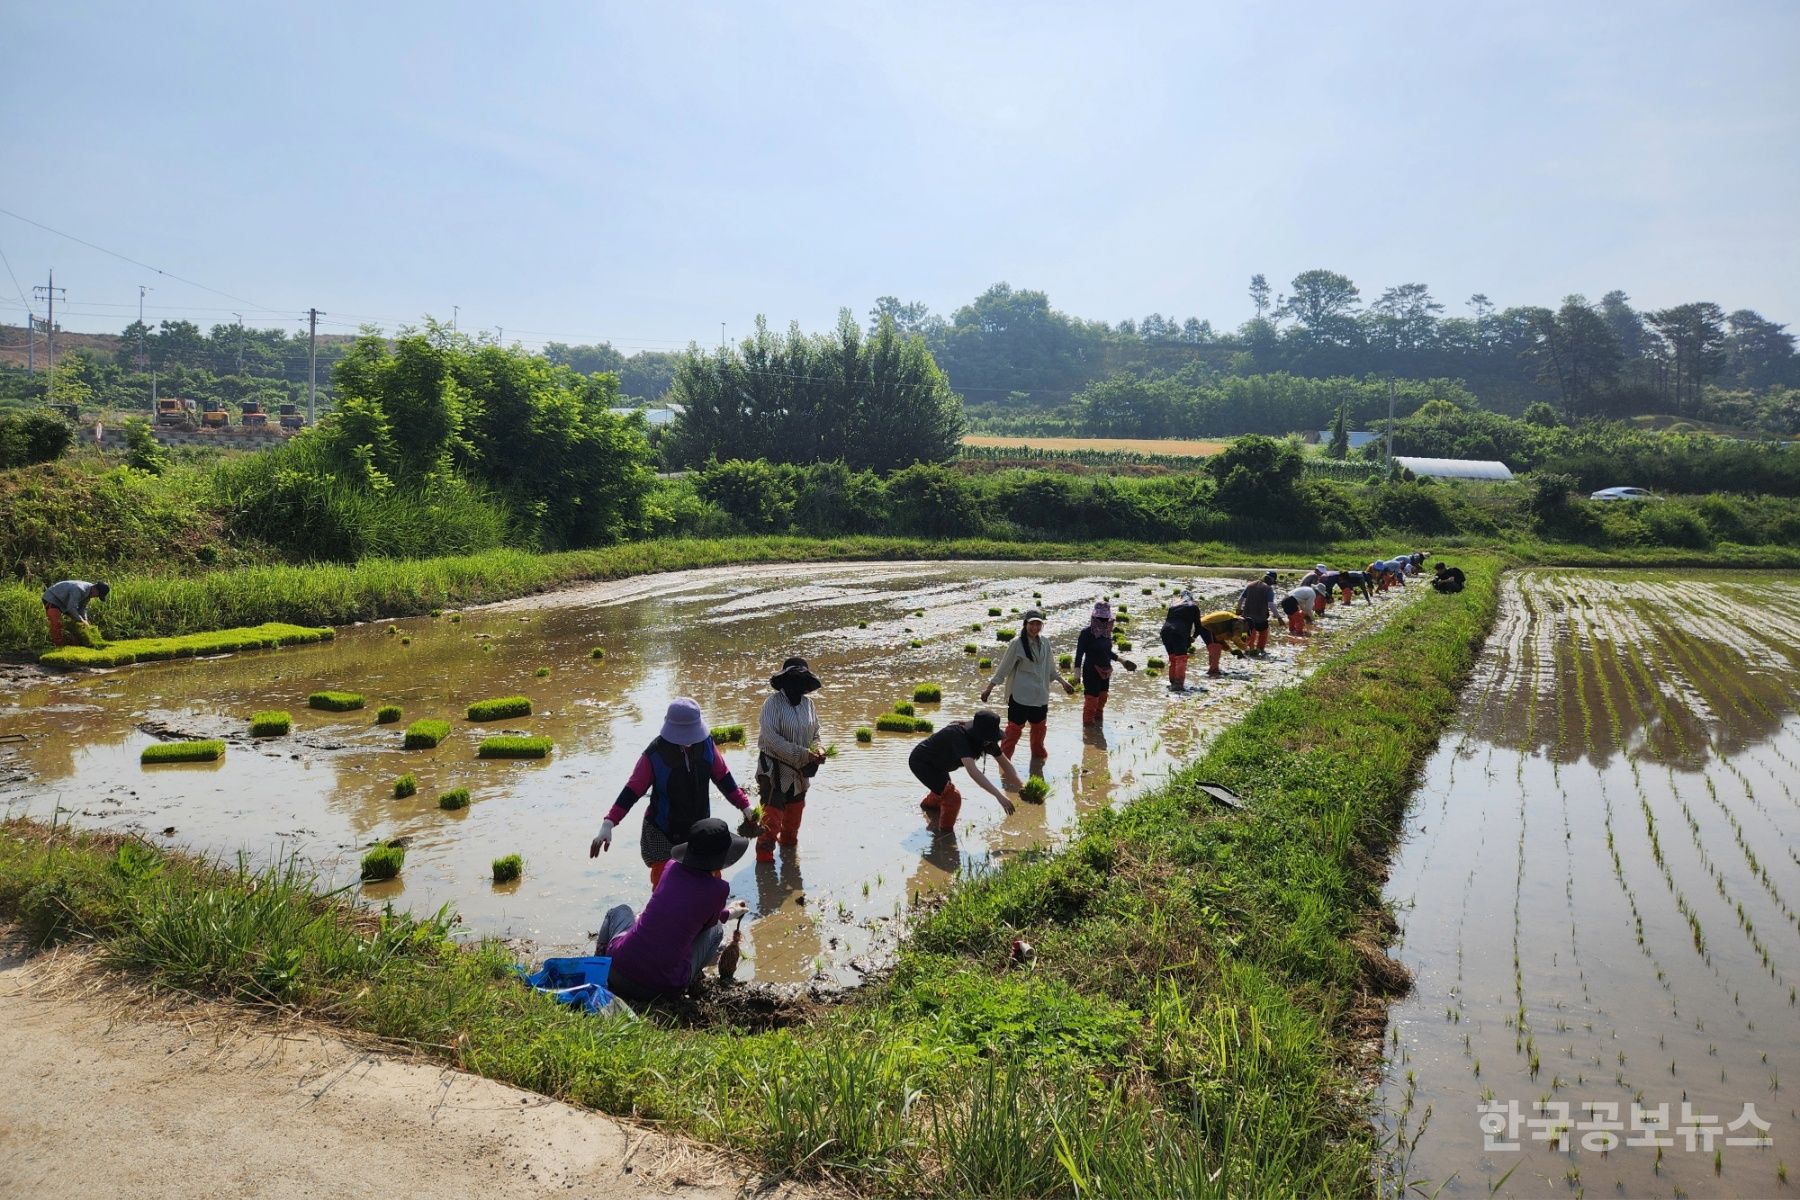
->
xmin=308 ymin=691 xmax=365 ymax=712
xmin=478 ymin=736 xmax=554 ymax=759
xmin=375 ymin=705 xmax=402 ymax=724
xmin=141 ymin=739 xmax=224 ymax=764
xmin=404 ymin=719 xmax=451 ymax=749
xmin=437 ymin=787 xmax=471 ymax=811
xmin=854 ymin=726 xmax=873 ymax=743
xmin=249 ymin=710 xmax=291 ymax=737
xmin=893 ymin=700 xmax=916 ymax=716
xmin=393 ymin=774 xmax=417 ymax=798
xmin=1020 ymin=776 xmax=1050 ymax=803
xmin=0 ymin=410 xmax=72 ymax=468
xmin=466 ymin=696 xmax=532 ymax=721
xmin=1642 ymin=502 xmax=1714 ymax=549
xmin=913 ymin=683 xmax=942 ymax=702
xmin=589 ymin=646 xmax=605 ymax=659
xmin=491 ymin=854 xmax=523 ymax=884
xmin=710 ymin=724 xmax=745 ymax=744
xmin=875 ymin=713 xmax=923 ymax=733
xmin=360 ymin=844 xmax=405 ymax=881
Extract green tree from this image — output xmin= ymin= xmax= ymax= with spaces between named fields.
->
xmin=1277 ymin=269 xmax=1362 ymax=345
xmin=123 ymin=418 xmax=170 ymax=474
xmin=1645 ymin=303 xmax=1727 ymax=416
xmin=1248 ymin=274 xmax=1272 ymax=319
xmin=1327 ymin=402 xmax=1349 ymax=458
xmin=1529 ymin=296 xmax=1622 ymax=419
xmin=1722 ymin=310 xmax=1796 ymax=391
xmin=1205 ymin=434 xmax=1307 ymax=518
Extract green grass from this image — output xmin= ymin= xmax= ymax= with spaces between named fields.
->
xmin=403 ymin=719 xmax=451 ymax=749
xmin=491 ymin=854 xmax=522 ymax=884
xmin=710 ymin=724 xmax=745 ymax=744
xmin=38 ymin=622 xmax=333 ymax=668
xmin=875 ymin=713 xmax=923 ymax=733
xmin=375 ymin=704 xmax=402 ymax=724
xmin=359 ymin=844 xmax=405 ymax=881
xmin=477 ymin=736 xmax=553 ymax=759
xmin=140 ymin=740 xmax=225 ymax=764
xmin=437 ymin=787 xmax=471 ymax=811
xmin=249 ymin=710 xmax=291 ymax=737
xmin=466 ymin=696 xmax=532 ymax=722
xmin=307 ymin=691 xmax=365 ymax=712
xmin=393 ymin=774 xmax=417 ymax=799
xmin=913 ymin=683 xmax=942 ymax=702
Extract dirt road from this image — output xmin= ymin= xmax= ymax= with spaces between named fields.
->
xmin=0 ymin=944 xmax=784 ymax=1200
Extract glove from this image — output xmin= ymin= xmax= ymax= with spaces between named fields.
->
xmin=590 ymin=819 xmax=615 ymax=857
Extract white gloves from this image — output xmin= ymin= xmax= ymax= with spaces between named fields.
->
xmin=590 ymin=818 xmax=616 ymax=858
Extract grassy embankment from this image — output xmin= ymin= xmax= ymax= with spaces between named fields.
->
xmin=0 ymin=557 xmax=1499 ymax=1195
xmin=4 ymin=532 xmax=1787 ymax=658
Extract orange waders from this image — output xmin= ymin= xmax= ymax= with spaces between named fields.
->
xmin=44 ymin=606 xmax=65 ymax=647
xmin=1000 ymin=721 xmax=1047 ymax=761
xmin=755 ymin=798 xmax=806 ymax=862
xmin=920 ymin=781 xmax=963 ymax=828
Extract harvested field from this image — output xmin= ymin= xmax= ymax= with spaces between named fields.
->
xmin=961 ymin=434 xmax=1229 ymax=456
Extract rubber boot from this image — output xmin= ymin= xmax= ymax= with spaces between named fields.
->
xmin=45 ymin=605 xmax=64 ymax=648
xmin=1207 ymin=643 xmax=1224 ymax=676
xmin=1000 ymin=722 xmax=1024 ymax=760
xmin=649 ymin=859 xmax=667 ymax=888
xmin=779 ymin=798 xmax=804 ymax=849
xmin=1081 ymin=693 xmax=1102 ymax=724
xmin=920 ymin=790 xmax=943 ymax=812
xmin=1169 ymin=653 xmax=1188 ymax=691
xmin=937 ymin=783 xmax=963 ymax=830
xmin=755 ymin=804 xmax=782 ymax=863
xmin=1028 ymin=721 xmax=1047 ymax=761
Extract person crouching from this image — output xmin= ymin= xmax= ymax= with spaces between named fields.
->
xmin=910 ymin=709 xmax=1021 ymax=830
xmin=593 ymin=817 xmax=750 ymax=1001
xmin=1198 ymin=610 xmax=1251 ymax=676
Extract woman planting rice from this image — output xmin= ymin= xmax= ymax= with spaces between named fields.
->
xmin=982 ymin=609 xmax=1075 ymax=765
xmin=1198 ymin=610 xmax=1253 ymax=677
xmin=1282 ymin=584 xmax=1319 ymax=637
xmin=754 ymin=656 xmax=824 ymax=862
xmin=1074 ymin=600 xmax=1135 ymax=721
xmin=593 ymin=817 xmax=751 ymax=1000
xmin=40 ymin=579 xmax=109 ymax=647
xmin=1236 ymin=570 xmax=1277 ymax=656
xmin=1157 ymin=590 xmax=1203 ymax=692
xmin=909 ymin=709 xmax=1021 ymax=830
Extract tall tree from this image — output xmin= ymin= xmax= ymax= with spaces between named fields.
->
xmin=867 ymin=297 xmax=943 ymax=337
xmin=1645 ymin=303 xmax=1727 ymax=415
xmin=1723 ymin=309 xmax=1796 ymax=391
xmin=1368 ymin=283 xmax=1444 ymax=359
xmin=1527 ymin=296 xmax=1622 ymax=420
xmin=1248 ymin=274 xmax=1272 ymax=320
xmin=1327 ymin=402 xmax=1349 ymax=459
xmin=1277 ymin=269 xmax=1362 ymax=345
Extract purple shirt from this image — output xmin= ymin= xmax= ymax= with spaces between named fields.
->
xmin=605 ymin=862 xmax=729 ymax=992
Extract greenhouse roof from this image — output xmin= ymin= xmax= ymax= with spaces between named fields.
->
xmin=1394 ymin=456 xmax=1514 ymax=481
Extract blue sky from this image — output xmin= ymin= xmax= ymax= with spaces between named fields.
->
xmin=3 ymin=2 xmax=1796 ymax=350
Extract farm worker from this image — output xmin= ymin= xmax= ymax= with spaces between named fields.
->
xmin=1367 ymin=561 xmax=1398 ymax=592
xmin=1409 ymin=551 xmax=1429 ymax=575
xmin=591 ymin=698 xmax=753 ymax=887
xmin=909 ymin=709 xmax=1021 ymax=829
xmin=754 ymin=656 xmax=823 ymax=863
xmin=593 ymin=817 xmax=751 ymax=1000
xmin=40 ymin=579 xmax=109 ymax=647
xmin=1236 ymin=571 xmax=1277 ymax=655
xmin=1432 ymin=563 xmax=1466 ymax=594
xmin=1337 ymin=570 xmax=1375 ymax=605
xmin=982 ymin=609 xmax=1075 ymax=764
xmin=1284 ymin=585 xmax=1319 ymax=636
xmin=1158 ymin=590 xmax=1203 ymax=692
xmin=1198 ymin=610 xmax=1251 ymax=676
xmin=1074 ymin=600 xmax=1135 ymax=722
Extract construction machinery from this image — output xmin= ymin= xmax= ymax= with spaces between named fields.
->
xmin=155 ymin=398 xmax=195 ymax=429
xmin=200 ymin=399 xmax=229 ymax=428
xmin=278 ymin=403 xmax=305 ymax=431
xmin=240 ymin=399 xmax=269 ymax=427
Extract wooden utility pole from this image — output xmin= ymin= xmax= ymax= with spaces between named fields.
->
xmin=306 ymin=307 xmax=323 ymax=423
xmin=33 ymin=270 xmax=64 ymax=399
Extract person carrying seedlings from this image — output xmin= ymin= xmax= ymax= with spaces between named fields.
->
xmin=1432 ymin=562 xmax=1466 ymax=594
xmin=592 ymin=697 xmax=753 ymax=886
xmin=909 ymin=709 xmax=1021 ymax=829
xmin=1235 ymin=571 xmax=1277 ymax=655
xmin=754 ymin=656 xmax=823 ymax=862
xmin=1074 ymin=600 xmax=1136 ymax=721
xmin=1198 ymin=609 xmax=1252 ymax=676
xmin=982 ymin=608 xmax=1075 ymax=763
xmin=40 ymin=579 xmax=109 ymax=647
xmin=1282 ymin=584 xmax=1319 ymax=637
xmin=593 ymin=816 xmax=751 ymax=1001
xmin=1157 ymin=590 xmax=1203 ymax=692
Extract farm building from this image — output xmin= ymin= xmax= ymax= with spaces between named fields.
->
xmin=609 ymin=405 xmax=682 ymax=427
xmin=1312 ymin=429 xmax=1380 ymax=449
xmin=1394 ymin=456 xmax=1514 ymax=481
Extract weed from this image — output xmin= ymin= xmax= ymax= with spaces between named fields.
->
xmin=141 ymin=740 xmax=225 ymax=764
xmin=437 ymin=787 xmax=471 ymax=811
xmin=1021 ymin=776 xmax=1049 ymax=803
xmin=913 ymin=683 xmax=942 ymax=702
xmin=249 ymin=710 xmax=291 ymax=737
xmin=491 ymin=854 xmax=523 ymax=884
xmin=855 ymin=727 xmax=873 ymax=743
xmin=477 ymin=736 xmax=553 ymax=759
xmin=375 ymin=704 xmax=402 ymax=724
xmin=710 ymin=724 xmax=745 ymax=745
xmin=403 ymin=719 xmax=451 ymax=749
xmin=40 ymin=623 xmax=333 ymax=669
xmin=308 ymin=691 xmax=365 ymax=712
xmin=359 ymin=844 xmax=405 ymax=881
xmin=394 ymin=775 xmax=417 ymax=799
xmin=467 ymin=696 xmax=532 ymax=721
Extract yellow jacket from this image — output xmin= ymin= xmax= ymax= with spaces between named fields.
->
xmin=1200 ymin=610 xmax=1247 ymax=650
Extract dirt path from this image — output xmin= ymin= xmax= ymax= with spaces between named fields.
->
xmin=0 ymin=944 xmax=792 ymax=1200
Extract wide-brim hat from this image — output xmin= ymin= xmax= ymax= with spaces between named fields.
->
xmin=1091 ymin=600 xmax=1113 ymax=621
xmin=970 ymin=709 xmax=1004 ymax=752
xmin=660 ymin=697 xmax=710 ymax=746
xmin=670 ymin=816 xmax=749 ymax=873
xmin=769 ymin=655 xmax=821 ymax=693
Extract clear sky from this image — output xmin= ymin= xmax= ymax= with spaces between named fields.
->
xmin=3 ymin=2 xmax=1796 ymax=350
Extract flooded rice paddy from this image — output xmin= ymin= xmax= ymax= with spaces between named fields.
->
xmin=1382 ymin=571 xmax=1800 ymax=1198
xmin=2 ymin=560 xmax=1411 ymax=986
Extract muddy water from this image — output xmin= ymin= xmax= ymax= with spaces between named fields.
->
xmin=2 ymin=560 xmax=1408 ymax=986
xmin=1381 ymin=572 xmax=1800 ymax=1198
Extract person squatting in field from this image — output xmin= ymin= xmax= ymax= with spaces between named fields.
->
xmin=909 ymin=709 xmax=1021 ymax=830
xmin=592 ymin=698 xmax=752 ymax=886
xmin=1198 ymin=609 xmax=1253 ymax=676
xmin=1300 ymin=566 xmax=1334 ymax=616
xmin=1432 ymin=562 xmax=1466 ymax=593
xmin=1074 ymin=599 xmax=1135 ymax=721
xmin=755 ymin=656 xmax=824 ymax=862
xmin=1157 ymin=589 xmax=1203 ymax=692
xmin=983 ymin=608 xmax=1077 ymax=764
xmin=593 ymin=816 xmax=750 ymax=1001
xmin=1282 ymin=583 xmax=1319 ymax=637
xmin=1235 ymin=571 xmax=1277 ymax=655
xmin=41 ymin=579 xmax=109 ymax=647
xmin=1368 ymin=559 xmax=1405 ymax=591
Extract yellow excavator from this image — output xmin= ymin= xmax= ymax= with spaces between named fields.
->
xmin=200 ymin=399 xmax=229 ymax=428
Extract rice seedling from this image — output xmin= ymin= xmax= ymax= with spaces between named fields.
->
xmin=978 ymin=657 xmax=993 ymax=669
xmin=359 ymin=843 xmax=404 ymax=881
xmin=858 ymin=621 xmax=868 ymax=629
xmin=386 ymin=626 xmax=398 ymax=636
xmin=893 ymin=701 xmax=915 ymax=716
xmin=996 ymin=628 xmax=1015 ymax=641
xmin=710 ymin=724 xmax=745 ymax=744
xmin=911 ymin=717 xmax=933 ymax=733
xmin=875 ymin=713 xmax=922 ymax=734
xmin=403 ymin=719 xmax=451 ymax=749
xmin=909 ymin=639 xmax=923 ymax=648
xmin=375 ymin=704 xmax=402 ymax=724
xmin=970 ymin=622 xmax=982 ymax=632
xmin=1146 ymin=657 xmax=1165 ymax=671
xmin=477 ymin=736 xmax=554 ymax=759
xmin=1020 ymin=776 xmax=1049 ymax=803
xmin=400 ymin=636 xmax=412 ymax=645
xmin=249 ymin=710 xmax=291 ymax=737
xmin=437 ymin=787 xmax=470 ymax=811
xmin=430 ymin=608 xmax=442 ymax=618
xmin=988 ymin=607 xmax=1002 ymax=616
xmin=854 ymin=727 xmax=873 ymax=743
xmin=1115 ymin=639 xmax=1133 ymax=651
xmin=964 ymin=643 xmax=977 ymax=654
xmin=393 ymin=774 xmax=417 ymax=798
xmin=1058 ymin=653 xmax=1073 ymax=669
xmin=467 ymin=696 xmax=532 ymax=721
xmin=913 ymin=683 xmax=942 ymax=702
xmin=141 ymin=740 xmax=225 ymax=764
xmin=308 ymin=691 xmax=365 ymax=712
xmin=492 ymin=854 xmax=523 ymax=884
xmin=40 ymin=623 xmax=334 ymax=669
xmin=589 ymin=646 xmax=605 ymax=659
xmin=824 ymin=744 xmax=838 ymax=758
xmin=449 ymin=613 xmax=462 ymax=623
xmin=535 ymin=666 xmax=550 ymax=678
xmin=1031 ymin=591 xmax=1041 ymax=598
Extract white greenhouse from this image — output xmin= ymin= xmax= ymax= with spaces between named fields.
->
xmin=1393 ymin=456 xmax=1514 ymax=481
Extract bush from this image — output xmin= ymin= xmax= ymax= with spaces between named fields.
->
xmin=491 ymin=854 xmax=523 ymax=884
xmin=437 ymin=787 xmax=471 ymax=811
xmin=123 ymin=418 xmax=171 ymax=475
xmin=360 ymin=844 xmax=405 ymax=881
xmin=710 ymin=724 xmax=745 ymax=744
xmin=403 ymin=719 xmax=451 ymax=749
xmin=393 ymin=774 xmax=417 ymax=798
xmin=308 ymin=691 xmax=365 ymax=712
xmin=466 ymin=696 xmax=531 ymax=721
xmin=913 ymin=683 xmax=942 ymax=702
xmin=694 ymin=459 xmax=799 ymax=532
xmin=141 ymin=739 xmax=225 ymax=764
xmin=375 ymin=705 xmax=402 ymax=724
xmin=875 ymin=713 xmax=924 ymax=733
xmin=249 ymin=710 xmax=291 ymax=737
xmin=854 ymin=726 xmax=873 ymax=743
xmin=0 ymin=410 xmax=72 ymax=468
xmin=477 ymin=735 xmax=553 ymax=759
xmin=1641 ymin=501 xmax=1714 ymax=549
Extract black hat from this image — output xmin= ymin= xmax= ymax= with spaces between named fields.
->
xmin=92 ymin=581 xmax=111 ymax=598
xmin=970 ymin=709 xmax=1004 ymax=751
xmin=1021 ymin=608 xmax=1046 ymax=624
xmin=670 ymin=817 xmax=750 ymax=873
xmin=769 ymin=656 xmax=821 ymax=693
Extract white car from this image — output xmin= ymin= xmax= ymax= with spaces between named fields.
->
xmin=1589 ymin=486 xmax=1659 ymax=502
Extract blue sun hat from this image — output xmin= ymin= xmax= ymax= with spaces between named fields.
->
xmin=660 ymin=697 xmax=710 ymax=746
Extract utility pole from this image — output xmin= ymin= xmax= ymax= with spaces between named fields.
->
xmin=1385 ymin=376 xmax=1396 ymax=470
xmin=25 ymin=315 xmax=33 ymax=371
xmin=307 ymin=307 xmax=323 ymax=424
xmin=139 ymin=285 xmax=155 ymax=408
xmin=720 ymin=322 xmax=725 ymax=350
xmin=233 ymin=313 xmax=244 ymax=373
xmin=33 ymin=270 xmax=65 ymax=400
xmin=452 ymin=305 xmax=459 ymax=332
